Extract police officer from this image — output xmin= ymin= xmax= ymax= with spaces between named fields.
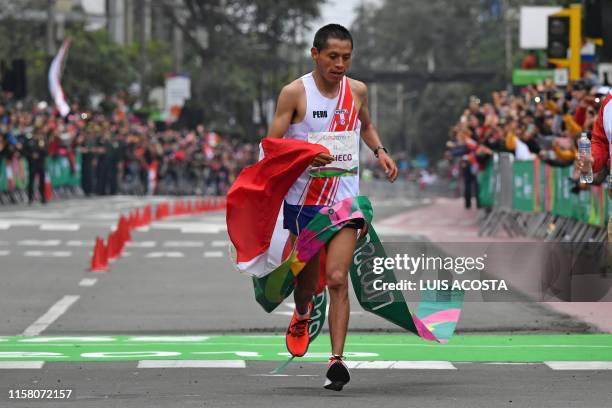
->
xmin=22 ymin=128 xmax=48 ymax=204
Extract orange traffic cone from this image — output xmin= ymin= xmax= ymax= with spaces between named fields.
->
xmin=90 ymin=237 xmax=109 ymax=272
xmin=118 ymin=216 xmax=131 ymax=242
xmin=144 ymin=205 xmax=152 ymax=225
xmin=107 ymin=231 xmax=120 ymax=260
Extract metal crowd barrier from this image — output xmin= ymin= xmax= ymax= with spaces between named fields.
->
xmin=478 ymin=153 xmax=610 ymax=243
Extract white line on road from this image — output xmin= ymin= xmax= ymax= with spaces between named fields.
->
xmin=0 ymin=250 xmax=10 ymax=256
xmin=24 ymin=251 xmax=72 ymax=257
xmin=0 ymin=361 xmax=45 ymax=369
xmin=18 ymin=240 xmax=61 ymax=247
xmin=137 ymin=360 xmax=246 ymax=368
xmin=66 ymin=240 xmax=95 ymax=247
xmin=78 ymin=278 xmax=98 ymax=287
xmin=163 ymin=241 xmax=205 ymax=248
xmin=545 ymin=361 xmax=612 ymax=370
xmin=211 ymin=240 xmax=230 ymax=247
xmin=22 ymin=295 xmax=80 ymax=336
xmin=145 ymin=251 xmax=184 ymax=258
xmin=126 ymin=241 xmax=156 ymax=248
xmin=40 ymin=224 xmax=80 ymax=231
xmin=342 ymin=361 xmax=456 ymax=370
xmin=203 ymin=251 xmax=223 ymax=258
xmin=0 ymin=223 xmax=10 ymax=230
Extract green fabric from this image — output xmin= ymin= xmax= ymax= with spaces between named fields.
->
xmin=0 ymin=159 xmax=6 ymax=192
xmin=512 ymin=160 xmax=537 ymax=212
xmin=478 ymin=160 xmax=495 ymax=208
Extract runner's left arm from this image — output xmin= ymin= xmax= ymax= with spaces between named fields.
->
xmin=356 ymin=82 xmax=398 ymax=182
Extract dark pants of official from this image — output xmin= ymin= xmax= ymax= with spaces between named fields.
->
xmin=81 ymin=155 xmax=94 ymax=196
xmin=463 ymin=165 xmax=480 ymax=209
xmin=27 ymin=160 xmax=46 ymax=203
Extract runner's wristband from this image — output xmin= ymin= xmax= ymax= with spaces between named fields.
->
xmin=373 ymin=145 xmax=388 ymax=158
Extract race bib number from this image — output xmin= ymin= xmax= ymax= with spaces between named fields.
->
xmin=308 ymin=131 xmax=358 ymax=177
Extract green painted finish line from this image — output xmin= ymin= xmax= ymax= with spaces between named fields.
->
xmin=0 ymin=334 xmax=611 ymax=362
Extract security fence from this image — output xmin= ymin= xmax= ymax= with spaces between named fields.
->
xmin=0 ymin=155 xmax=82 ymax=204
xmin=478 ymin=153 xmax=610 ymax=243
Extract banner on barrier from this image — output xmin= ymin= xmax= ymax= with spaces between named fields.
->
xmin=479 ymin=156 xmax=610 ymax=227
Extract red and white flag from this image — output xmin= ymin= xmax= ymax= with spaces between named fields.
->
xmin=48 ymin=39 xmax=71 ymax=117
xmin=226 ymin=138 xmax=328 ymax=277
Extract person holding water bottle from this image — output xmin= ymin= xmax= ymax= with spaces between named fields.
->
xmin=577 ymin=92 xmax=611 ymax=266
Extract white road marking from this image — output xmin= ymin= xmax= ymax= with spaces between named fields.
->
xmin=81 ymin=351 xmax=180 ymax=359
xmin=66 ymin=240 xmax=95 ymax=247
xmin=151 ymin=222 xmax=226 ymax=234
xmin=78 ymin=278 xmax=98 ymax=287
xmin=211 ymin=240 xmax=230 ymax=247
xmin=22 ymin=295 xmax=80 ymax=336
xmin=0 ymin=361 xmax=45 ymax=369
xmin=192 ymin=351 xmax=261 ymax=357
xmin=0 ymin=222 xmax=9 ymax=230
xmin=18 ymin=240 xmax=61 ymax=247
xmin=325 ymin=361 xmax=455 ymax=370
xmin=181 ymin=226 xmax=224 ymax=234
xmin=0 ymin=250 xmax=10 ymax=256
xmin=127 ymin=336 xmax=210 ymax=342
xmin=145 ymin=251 xmax=184 ymax=258
xmin=0 ymin=352 xmax=63 ymax=358
xmin=163 ymin=241 xmax=204 ymax=248
xmin=203 ymin=251 xmax=223 ymax=258
xmin=24 ymin=251 xmax=72 ymax=257
xmin=545 ymin=361 xmax=612 ymax=370
xmin=126 ymin=241 xmax=156 ymax=248
xmin=135 ymin=226 xmax=150 ymax=232
xmin=40 ymin=224 xmax=80 ymax=231
xmin=251 ymin=374 xmax=318 ymax=377
xmin=137 ymin=360 xmax=246 ymax=368
xmin=278 ymin=352 xmax=378 ymax=358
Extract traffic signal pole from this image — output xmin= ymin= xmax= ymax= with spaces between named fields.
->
xmin=548 ymin=4 xmax=582 ymax=81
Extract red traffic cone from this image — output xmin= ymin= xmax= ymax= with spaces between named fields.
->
xmin=107 ymin=231 xmax=120 ymax=260
xmin=90 ymin=237 xmax=109 ymax=272
xmin=144 ymin=205 xmax=152 ymax=225
xmin=119 ymin=216 xmax=131 ymax=242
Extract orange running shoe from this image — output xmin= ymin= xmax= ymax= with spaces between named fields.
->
xmin=285 ymin=303 xmax=312 ymax=357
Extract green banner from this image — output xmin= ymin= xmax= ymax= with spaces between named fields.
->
xmin=48 ymin=154 xmax=82 ymax=188
xmin=512 ymin=160 xmax=537 ymax=212
xmin=0 ymin=159 xmax=6 ymax=192
xmin=512 ymin=69 xmax=555 ymax=86
xmin=478 ymin=159 xmax=495 ymax=208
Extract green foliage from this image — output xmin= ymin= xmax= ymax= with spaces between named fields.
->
xmin=161 ymin=0 xmax=323 ymax=138
xmin=350 ymin=0 xmax=552 ymax=160
xmin=60 ymin=28 xmax=137 ymax=105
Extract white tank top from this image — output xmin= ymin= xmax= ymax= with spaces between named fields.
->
xmin=284 ymin=72 xmax=361 ymax=206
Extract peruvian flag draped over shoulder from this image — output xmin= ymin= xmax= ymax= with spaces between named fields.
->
xmin=226 ymin=138 xmax=328 ymax=277
xmin=48 ymin=39 xmax=71 ymax=117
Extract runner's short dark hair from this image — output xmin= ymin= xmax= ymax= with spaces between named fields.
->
xmin=313 ymin=24 xmax=353 ymax=51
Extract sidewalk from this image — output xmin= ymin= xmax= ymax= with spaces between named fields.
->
xmin=375 ymin=197 xmax=612 ymax=333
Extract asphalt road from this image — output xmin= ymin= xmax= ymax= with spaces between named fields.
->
xmin=0 ymin=195 xmax=610 ymax=408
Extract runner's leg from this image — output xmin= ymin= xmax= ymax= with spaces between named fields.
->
xmin=290 ymin=233 xmax=321 ymax=314
xmin=325 ymin=227 xmax=358 ymax=356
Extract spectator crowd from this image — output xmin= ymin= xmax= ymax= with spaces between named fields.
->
xmin=445 ymin=74 xmax=609 ymax=209
xmin=0 ymin=95 xmax=258 ymax=204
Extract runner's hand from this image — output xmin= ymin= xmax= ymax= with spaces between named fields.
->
xmin=312 ymin=153 xmax=334 ymax=167
xmin=378 ymin=152 xmax=398 ymax=182
xmin=576 ymin=154 xmax=593 ymax=174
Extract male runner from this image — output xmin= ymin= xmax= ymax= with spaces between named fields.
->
xmin=267 ymin=24 xmax=398 ymax=390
